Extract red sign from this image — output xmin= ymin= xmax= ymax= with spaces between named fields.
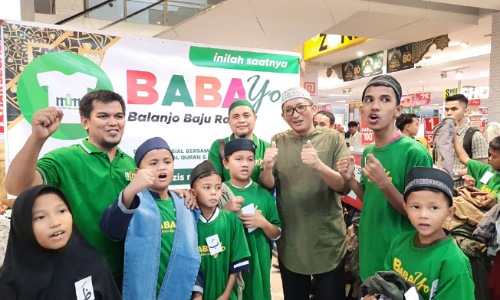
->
xmin=400 ymin=92 xmax=431 ymax=107
xmin=317 ymin=104 xmax=331 ymax=112
xmin=423 ymin=117 xmax=439 ymax=146
xmin=469 ymin=99 xmax=481 ymax=106
xmin=340 ymin=153 xmax=363 ymax=210
xmin=304 ymin=82 xmax=316 ymax=95
xmin=360 ymin=117 xmax=374 ymax=145
xmin=479 ymin=107 xmax=488 ymax=115
xmin=480 ymin=121 xmax=486 ymax=133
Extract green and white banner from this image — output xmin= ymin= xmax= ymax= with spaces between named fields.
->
xmin=1 ymin=21 xmax=300 ymax=187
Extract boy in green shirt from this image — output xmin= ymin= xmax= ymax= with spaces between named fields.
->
xmin=454 ymin=134 xmax=500 ymax=208
xmin=100 ymin=137 xmax=202 ymax=299
xmin=190 ymin=160 xmax=251 ymax=300
xmin=365 ymin=167 xmax=474 ymax=300
xmin=221 ymin=138 xmax=281 ymax=300
xmin=337 ymin=75 xmax=433 ymax=280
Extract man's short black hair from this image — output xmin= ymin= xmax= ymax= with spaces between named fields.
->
xmin=347 ymin=121 xmax=359 ymax=128
xmin=445 ymin=94 xmax=468 ymax=107
xmin=79 ymin=90 xmax=126 ymax=118
xmin=314 ymin=111 xmax=335 ymax=126
xmin=395 ymin=113 xmax=417 ymax=132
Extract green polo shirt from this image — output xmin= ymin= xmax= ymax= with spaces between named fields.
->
xmin=208 ymin=134 xmax=269 ymax=182
xmin=37 ymin=138 xmax=135 ymax=277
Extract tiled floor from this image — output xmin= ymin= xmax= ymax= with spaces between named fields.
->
xmin=270 ymin=256 xmax=284 ymax=300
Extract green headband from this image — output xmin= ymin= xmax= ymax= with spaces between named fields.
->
xmin=228 ymin=100 xmax=255 ymax=115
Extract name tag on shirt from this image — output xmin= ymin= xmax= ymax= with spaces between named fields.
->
xmin=206 ymin=234 xmax=223 ymax=256
xmin=480 ymin=171 xmax=494 ymax=184
xmin=404 ymin=286 xmax=420 ymax=300
xmin=75 ymin=276 xmax=95 ymax=300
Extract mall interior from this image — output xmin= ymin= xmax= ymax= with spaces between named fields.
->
xmin=2 ymin=0 xmax=500 ymax=136
xmin=1 ymin=1 xmax=500 ymax=299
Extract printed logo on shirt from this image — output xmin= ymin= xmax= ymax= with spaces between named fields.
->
xmin=161 ymin=221 xmax=176 ymax=234
xmin=479 ymin=185 xmax=498 ymax=196
xmin=125 ymin=171 xmax=135 ymax=182
xmin=366 ymin=169 xmax=393 ymax=183
xmin=199 ymin=242 xmax=227 ymax=258
xmin=392 ymin=258 xmax=430 ymax=294
xmin=17 ymin=52 xmax=113 ymax=140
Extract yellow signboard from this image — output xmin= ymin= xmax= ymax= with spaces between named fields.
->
xmin=303 ymin=34 xmax=367 ymax=61
xmin=443 ymin=87 xmax=460 ymax=99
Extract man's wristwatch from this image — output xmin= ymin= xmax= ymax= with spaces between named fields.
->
xmin=453 ymin=171 xmax=459 ymax=177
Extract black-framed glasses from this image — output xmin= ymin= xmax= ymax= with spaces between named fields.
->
xmin=282 ymin=104 xmax=312 ymax=116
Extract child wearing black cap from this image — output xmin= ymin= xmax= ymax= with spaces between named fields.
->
xmin=221 ymin=138 xmax=281 ymax=300
xmin=99 ymin=137 xmax=202 ymax=300
xmin=365 ymin=167 xmax=474 ymax=300
xmin=190 ymin=160 xmax=250 ymax=300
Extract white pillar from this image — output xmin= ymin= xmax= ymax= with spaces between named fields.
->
xmin=488 ymin=12 xmax=500 ymax=122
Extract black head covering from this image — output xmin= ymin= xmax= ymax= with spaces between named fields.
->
xmin=404 ymin=167 xmax=454 ymax=205
xmin=362 ymin=75 xmax=402 ymax=105
xmin=135 ymin=136 xmax=173 ymax=166
xmin=0 ymin=185 xmax=120 ymax=299
xmin=190 ymin=160 xmax=220 ymax=188
xmin=224 ymin=138 xmax=256 ymax=158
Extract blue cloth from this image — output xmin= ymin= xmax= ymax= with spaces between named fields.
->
xmin=121 ymin=190 xmax=201 ymax=299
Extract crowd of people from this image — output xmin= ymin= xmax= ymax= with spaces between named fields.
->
xmin=0 ymin=74 xmax=498 ymax=300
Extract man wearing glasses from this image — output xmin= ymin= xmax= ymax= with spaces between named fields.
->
xmin=260 ymin=87 xmax=349 ymax=300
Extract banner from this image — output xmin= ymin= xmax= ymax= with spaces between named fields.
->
xmin=1 ymin=21 xmax=300 ymax=188
xmin=387 ymin=44 xmax=413 ymax=73
xmin=401 ymin=92 xmax=431 ymax=107
xmin=342 ymin=51 xmax=383 ymax=81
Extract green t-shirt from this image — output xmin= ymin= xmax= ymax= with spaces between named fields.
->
xmin=385 ymin=231 xmax=475 ymax=300
xmin=155 ymin=198 xmax=176 ymax=295
xmin=226 ymin=181 xmax=281 ymax=300
xmin=272 ymin=127 xmax=349 ymax=274
xmin=37 ymin=138 xmax=135 ymax=277
xmin=208 ymin=134 xmax=269 ymax=182
xmin=359 ymin=136 xmax=433 ymax=280
xmin=467 ymin=159 xmax=500 ymax=197
xmin=198 ymin=209 xmax=250 ymax=300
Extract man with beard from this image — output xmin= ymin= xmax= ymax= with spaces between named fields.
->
xmin=5 ymin=90 xmax=136 ymax=285
xmin=208 ymin=100 xmax=269 ymax=182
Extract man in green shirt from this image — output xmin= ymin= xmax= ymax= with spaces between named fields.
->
xmin=260 ymin=87 xmax=349 ymax=299
xmin=337 ymin=75 xmax=433 ymax=281
xmin=5 ymin=90 xmax=136 ymax=284
xmin=208 ymin=99 xmax=269 ymax=182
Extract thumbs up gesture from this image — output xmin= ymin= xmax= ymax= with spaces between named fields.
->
xmin=263 ymin=141 xmax=278 ymax=171
xmin=301 ymin=140 xmax=321 ymax=170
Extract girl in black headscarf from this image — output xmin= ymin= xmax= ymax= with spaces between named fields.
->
xmin=0 ymin=185 xmax=120 ymax=299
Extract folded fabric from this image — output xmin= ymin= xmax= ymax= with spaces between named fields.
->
xmin=433 ymin=118 xmax=455 ymax=176
xmin=362 ymin=271 xmax=424 ymax=300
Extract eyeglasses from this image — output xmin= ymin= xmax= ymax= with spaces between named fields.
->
xmin=282 ymin=104 xmax=312 ymax=116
